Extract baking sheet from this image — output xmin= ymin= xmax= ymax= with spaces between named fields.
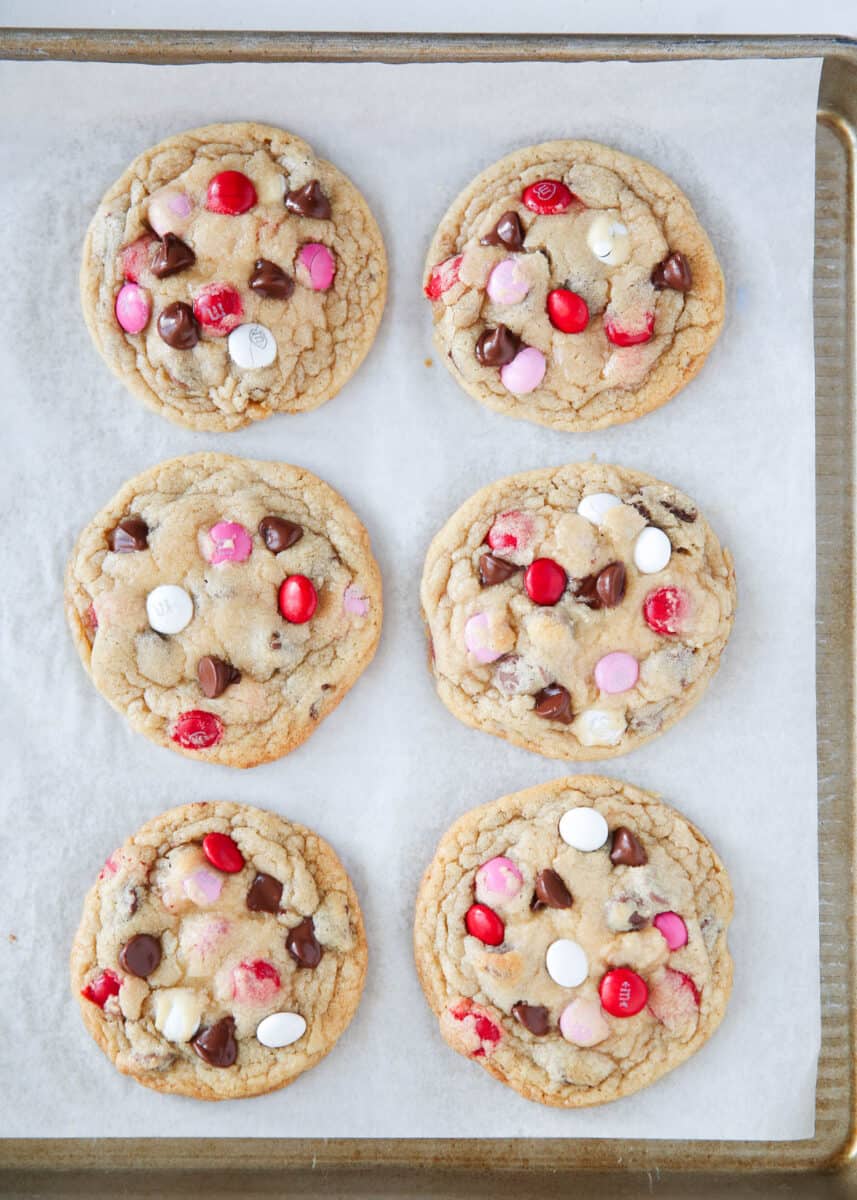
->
xmin=0 ymin=57 xmax=820 ymax=1140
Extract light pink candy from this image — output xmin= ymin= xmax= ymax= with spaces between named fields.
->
xmin=183 ymin=868 xmax=223 ymax=906
xmin=148 ymin=188 xmax=193 ymax=237
xmin=559 ymin=998 xmax=610 ymax=1047
xmin=115 ymin=283 xmax=150 ymax=334
xmin=296 ymin=243 xmax=336 ymax=291
xmin=343 ymin=584 xmax=369 ymax=616
xmin=464 ymin=612 xmax=504 ymax=664
xmin=500 ymin=347 xmax=546 ymax=395
xmin=486 ymin=257 xmax=530 ymax=305
xmin=594 ymin=651 xmax=639 ymax=694
xmin=206 ymin=521 xmax=253 ymax=564
xmin=475 ymin=856 xmax=523 ymax=904
xmin=653 ymin=911 xmax=688 ymax=951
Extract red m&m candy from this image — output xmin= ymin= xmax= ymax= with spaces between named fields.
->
xmin=206 ymin=170 xmax=257 ymax=215
xmin=522 ymin=180 xmax=576 ymax=215
xmin=424 ymin=254 xmax=463 ymax=300
xmin=643 ymin=586 xmax=689 ymax=635
xmin=171 ymin=710 xmax=223 ymax=750
xmin=524 ymin=558 xmax=567 ymax=606
xmin=547 ymin=288 xmax=589 ymax=334
xmin=604 ymin=313 xmax=655 ymax=347
xmin=81 ymin=969 xmax=121 ymax=1008
xmin=464 ymin=903 xmax=505 ymax=946
xmin=193 ymin=284 xmax=243 ymax=336
xmin=278 ymin=575 xmax=318 ymax=624
xmin=202 ymin=831 xmax=245 ymax=874
xmin=599 ymin=967 xmax=648 ymax=1017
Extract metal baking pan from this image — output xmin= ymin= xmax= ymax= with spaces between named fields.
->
xmin=0 ymin=28 xmax=854 ymax=1199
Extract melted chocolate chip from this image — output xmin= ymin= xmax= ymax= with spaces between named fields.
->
xmin=631 ymin=500 xmax=652 ymax=522
xmin=596 ymin=562 xmax=626 ymax=608
xmin=246 ymin=872 xmax=283 ymax=914
xmin=259 ymin=516 xmax=303 ymax=553
xmin=197 ymin=656 xmax=241 ymax=699
xmin=191 ymin=1016 xmax=237 ymax=1068
xmin=107 ymin=516 xmax=149 ymax=553
xmin=249 ymin=258 xmax=295 ymax=301
xmin=475 ymin=324 xmax=521 ymax=367
xmin=571 ymin=574 xmax=601 ymax=609
xmin=479 ymin=552 xmax=520 ymax=587
xmin=651 ymin=251 xmax=693 ymax=292
xmin=533 ymin=684 xmax=573 ymax=724
xmin=511 ymin=1002 xmax=550 ymax=1035
xmin=151 ymin=233 xmax=196 ymax=279
xmin=532 ymin=868 xmax=573 ymax=910
xmin=481 ymin=210 xmax=525 ymax=252
xmin=118 ymin=933 xmax=161 ymax=978
xmin=157 ymin=302 xmax=198 ymax=349
xmin=663 ymin=499 xmax=697 ymax=523
xmin=610 ymin=826 xmax=648 ymax=867
xmin=286 ymin=917 xmax=323 ymax=968
xmin=285 ymin=180 xmax=331 ymax=220
xmin=269 ymin=632 xmax=283 ymax=650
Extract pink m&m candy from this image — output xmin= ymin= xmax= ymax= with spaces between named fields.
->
xmin=296 ymin=243 xmax=336 ymax=292
xmin=206 ymin=521 xmax=253 ymax=565
xmin=500 ymin=346 xmax=546 ymax=395
xmin=183 ymin=868 xmax=223 ymax=906
xmin=148 ymin=187 xmax=194 ymax=237
xmin=464 ymin=612 xmax=507 ymax=663
xmin=594 ymin=651 xmax=639 ymax=694
xmin=486 ymin=257 xmax=530 ymax=305
xmin=343 ymin=584 xmax=369 ymax=616
xmin=559 ymin=998 xmax=610 ymax=1047
xmin=475 ymin=856 xmax=523 ymax=904
xmin=115 ymin=283 xmax=150 ymax=334
xmin=653 ymin=911 xmax=688 ymax=951
xmin=193 ymin=284 xmax=243 ymax=336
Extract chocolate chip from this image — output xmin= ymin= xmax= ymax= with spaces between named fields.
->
xmin=107 ymin=516 xmax=149 ymax=553
xmin=629 ymin=911 xmax=648 ymax=928
xmin=631 ymin=500 xmax=652 ymax=521
xmin=197 ymin=656 xmax=241 ymax=699
xmin=651 ymin=251 xmax=693 ymax=292
xmin=259 ymin=516 xmax=303 ymax=553
xmin=479 ymin=552 xmax=520 ymax=587
xmin=511 ymin=1002 xmax=550 ymax=1035
xmin=246 ymin=872 xmax=283 ymax=914
xmin=157 ymin=301 xmax=198 ymax=349
xmin=663 ymin=499 xmax=697 ymax=523
xmin=571 ymin=574 xmax=601 ymax=609
xmin=286 ymin=917 xmax=323 ymax=968
xmin=610 ymin=826 xmax=648 ymax=867
xmin=249 ymin=258 xmax=295 ymax=301
xmin=285 ymin=180 xmax=331 ymax=220
xmin=475 ymin=324 xmax=521 ymax=367
xmin=191 ymin=1016 xmax=237 ymax=1068
xmin=533 ymin=684 xmax=573 ymax=724
xmin=481 ymin=210 xmax=525 ymax=252
xmin=269 ymin=632 xmax=283 ymax=650
xmin=118 ymin=933 xmax=161 ymax=978
xmin=596 ymin=562 xmax=626 ymax=608
xmin=532 ymin=868 xmax=573 ymax=910
xmin=151 ymin=233 xmax=196 ymax=279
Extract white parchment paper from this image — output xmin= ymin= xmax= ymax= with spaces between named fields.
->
xmin=0 ymin=58 xmax=820 ymax=1139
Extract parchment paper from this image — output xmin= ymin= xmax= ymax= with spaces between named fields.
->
xmin=0 ymin=58 xmax=820 ymax=1139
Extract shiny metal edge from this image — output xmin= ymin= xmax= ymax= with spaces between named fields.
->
xmin=0 ymin=30 xmax=853 ymax=1191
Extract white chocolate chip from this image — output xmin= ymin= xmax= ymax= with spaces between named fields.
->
xmin=256 ymin=1011 xmax=307 ymax=1048
xmin=154 ymin=987 xmax=203 ymax=1043
xmin=145 ymin=585 xmax=193 ymax=635
xmin=572 ymin=707 xmax=627 ymax=747
xmin=586 ymin=213 xmax=630 ymax=266
xmin=576 ymin=493 xmax=623 ymax=526
xmin=545 ymin=939 xmax=588 ymax=987
xmin=558 ymin=806 xmax=609 ymax=851
xmin=634 ymin=526 xmax=672 ymax=574
xmin=228 ymin=323 xmax=277 ymax=370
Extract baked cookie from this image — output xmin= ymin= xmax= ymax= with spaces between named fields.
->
xmin=421 ymin=463 xmax=735 ymax=760
xmin=423 ymin=140 xmax=723 ymax=431
xmin=72 ymin=801 xmax=367 ymax=1100
xmin=65 ymin=453 xmax=382 ymax=768
xmin=414 ymin=776 xmax=733 ymax=1107
xmin=81 ymin=122 xmax=387 ymax=431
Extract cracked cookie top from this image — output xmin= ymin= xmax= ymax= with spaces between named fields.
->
xmin=65 ymin=453 xmax=382 ymax=768
xmin=420 ymin=462 xmax=735 ymax=761
xmin=81 ymin=122 xmax=387 ymax=431
xmin=71 ymin=801 xmax=367 ymax=1100
xmin=414 ymin=777 xmax=733 ymax=1107
xmin=423 ymin=140 xmax=724 ymax=431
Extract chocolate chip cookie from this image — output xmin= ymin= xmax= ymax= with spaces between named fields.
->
xmin=414 ymin=776 xmax=733 ymax=1107
xmin=72 ymin=801 xmax=367 ymax=1099
xmin=424 ymin=140 xmax=724 ymax=431
xmin=420 ymin=463 xmax=735 ymax=759
xmin=65 ymin=453 xmax=382 ymax=768
xmin=82 ymin=122 xmax=387 ymax=430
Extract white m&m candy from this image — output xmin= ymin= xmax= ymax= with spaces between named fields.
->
xmin=545 ymin=939 xmax=588 ymax=988
xmin=146 ymin=585 xmax=193 ymax=634
xmin=256 ymin=1011 xmax=307 ymax=1048
xmin=586 ymin=213 xmax=630 ymax=267
xmin=572 ymin=707 xmax=627 ymax=747
xmin=228 ymin=323 xmax=277 ymax=370
xmin=559 ymin=806 xmax=609 ymax=851
xmin=634 ymin=526 xmax=672 ymax=574
xmin=577 ymin=493 xmax=623 ymax=526
xmin=154 ymin=988 xmax=202 ymax=1043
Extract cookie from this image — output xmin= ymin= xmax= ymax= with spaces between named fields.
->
xmin=420 ymin=463 xmax=735 ymax=760
xmin=71 ymin=801 xmax=367 ymax=1100
xmin=423 ymin=140 xmax=723 ymax=431
xmin=81 ymin=122 xmax=387 ymax=431
xmin=414 ymin=776 xmax=733 ymax=1107
xmin=65 ymin=453 xmax=382 ymax=768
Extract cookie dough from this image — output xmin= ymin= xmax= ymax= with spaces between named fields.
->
xmin=423 ymin=140 xmax=724 ymax=431
xmin=82 ymin=122 xmax=387 ymax=430
xmin=72 ymin=801 xmax=367 ymax=1100
xmin=65 ymin=453 xmax=382 ymax=768
xmin=414 ymin=776 xmax=733 ymax=1107
xmin=420 ymin=462 xmax=735 ymax=760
